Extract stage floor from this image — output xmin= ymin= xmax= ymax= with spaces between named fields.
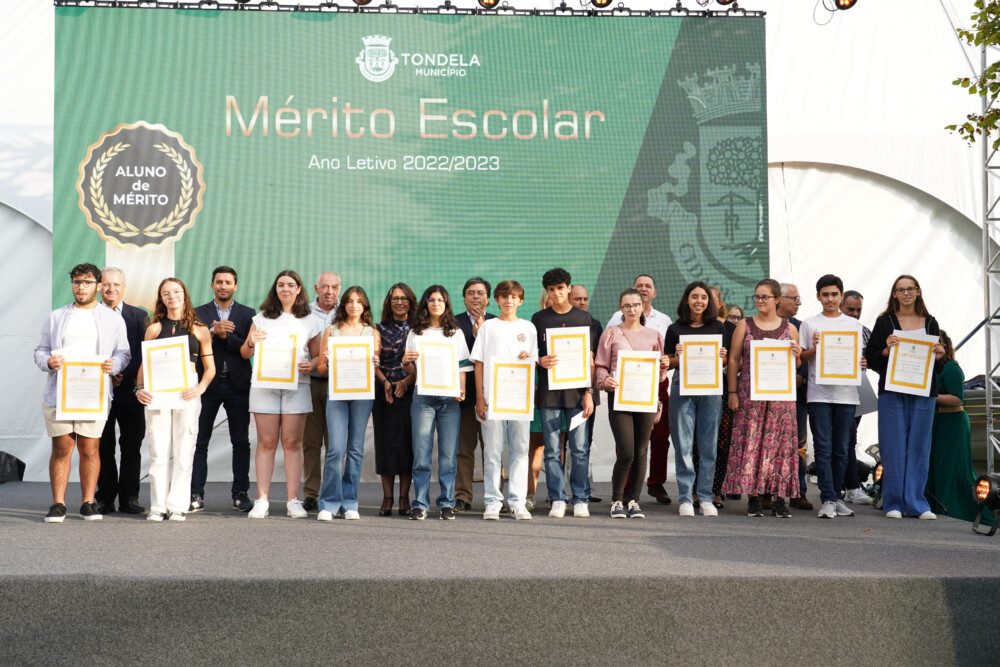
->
xmin=2 ymin=481 xmax=997 ymax=582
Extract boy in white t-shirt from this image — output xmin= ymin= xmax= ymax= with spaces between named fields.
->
xmin=471 ymin=280 xmax=538 ymax=520
xmin=798 ymin=274 xmax=867 ymax=520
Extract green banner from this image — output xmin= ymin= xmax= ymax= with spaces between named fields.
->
xmin=55 ymin=8 xmax=766 ymax=321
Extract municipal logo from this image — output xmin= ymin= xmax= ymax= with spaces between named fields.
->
xmin=356 ymin=35 xmax=398 ymax=83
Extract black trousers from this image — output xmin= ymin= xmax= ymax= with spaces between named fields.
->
xmin=609 ymin=409 xmax=656 ymax=503
xmin=191 ymin=376 xmax=251 ymax=497
xmin=96 ymin=402 xmax=146 ymax=504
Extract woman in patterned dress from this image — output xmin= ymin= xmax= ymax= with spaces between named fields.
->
xmin=722 ymin=278 xmax=802 ymax=518
xmin=374 ymin=283 xmax=417 ymax=516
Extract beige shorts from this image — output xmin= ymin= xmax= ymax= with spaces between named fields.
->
xmin=249 ymin=383 xmax=312 ymax=415
xmin=41 ymin=401 xmax=107 ymax=439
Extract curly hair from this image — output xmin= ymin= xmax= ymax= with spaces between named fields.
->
xmin=412 ymin=285 xmax=459 ymax=337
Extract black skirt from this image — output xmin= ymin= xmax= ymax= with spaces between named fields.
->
xmin=373 ymin=385 xmax=414 ymax=476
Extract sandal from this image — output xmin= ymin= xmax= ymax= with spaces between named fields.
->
xmin=379 ymin=497 xmax=393 ymax=517
xmin=712 ymin=495 xmax=725 ymax=510
xmin=398 ymin=496 xmax=411 ymax=516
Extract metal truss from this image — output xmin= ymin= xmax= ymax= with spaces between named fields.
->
xmin=984 ymin=40 xmax=1000 ymax=474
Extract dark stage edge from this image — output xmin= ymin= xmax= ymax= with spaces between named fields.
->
xmin=2 ymin=482 xmax=999 ymax=665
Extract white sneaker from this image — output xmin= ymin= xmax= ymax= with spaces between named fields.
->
xmin=248 ymin=498 xmax=269 ymax=519
xmin=483 ymin=504 xmax=501 ymax=520
xmin=818 ymin=501 xmax=837 ymax=519
xmin=548 ymin=500 xmax=567 ymax=518
xmin=573 ymin=502 xmax=590 ymax=518
xmin=835 ymin=500 xmax=855 ymax=517
xmin=317 ymin=510 xmax=333 ymax=522
xmin=885 ymin=510 xmax=902 ymax=519
xmin=286 ymin=498 xmax=307 ymax=519
xmin=918 ymin=510 xmax=937 ymax=520
xmin=844 ymin=487 xmax=873 ymax=505
xmin=511 ymin=504 xmax=532 ymax=520
xmin=343 ymin=509 xmax=361 ymax=520
xmin=699 ymin=500 xmax=718 ymax=517
xmin=146 ymin=512 xmax=166 ymax=522
xmin=678 ymin=502 xmax=695 ymax=517
xmin=168 ymin=512 xmax=186 ymax=522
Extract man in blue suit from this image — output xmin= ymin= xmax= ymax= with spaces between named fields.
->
xmin=95 ymin=267 xmax=148 ymax=515
xmin=190 ymin=266 xmax=256 ymax=512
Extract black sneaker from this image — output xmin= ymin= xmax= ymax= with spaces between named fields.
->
xmin=610 ymin=500 xmax=627 ymax=518
xmin=408 ymin=508 xmax=427 ymax=521
xmin=627 ymin=500 xmax=645 ymax=519
xmin=233 ymin=491 xmax=253 ymax=512
xmin=302 ymin=497 xmax=318 ymax=512
xmin=772 ymin=497 xmax=791 ymax=519
xmin=80 ymin=501 xmax=104 ymax=521
xmin=747 ymin=496 xmax=764 ymax=517
xmin=189 ymin=494 xmax=204 ymax=513
xmin=589 ymin=495 xmax=603 ymax=503
xmin=454 ymin=499 xmax=471 ymax=513
xmin=44 ymin=503 xmax=67 ymax=523
xmin=440 ymin=506 xmax=456 ymax=520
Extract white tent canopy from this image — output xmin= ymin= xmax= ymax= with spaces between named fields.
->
xmin=0 ymin=0 xmax=986 ymax=481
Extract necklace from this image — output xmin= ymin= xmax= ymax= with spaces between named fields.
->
xmin=170 ymin=319 xmax=177 ymax=336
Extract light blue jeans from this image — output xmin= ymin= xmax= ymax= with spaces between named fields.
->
xmin=481 ymin=418 xmax=530 ymax=507
xmin=318 ymin=398 xmax=373 ymax=514
xmin=541 ymin=407 xmax=590 ymax=505
xmin=669 ymin=383 xmax=722 ymax=505
xmin=410 ymin=393 xmax=461 ymax=510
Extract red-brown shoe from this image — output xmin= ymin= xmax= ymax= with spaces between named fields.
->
xmin=789 ymin=495 xmax=814 ymax=510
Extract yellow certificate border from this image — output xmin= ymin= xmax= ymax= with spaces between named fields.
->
xmin=888 ymin=337 xmax=934 ymax=389
xmin=818 ymin=330 xmax=860 ymax=381
xmin=615 ymin=356 xmax=658 ymax=407
xmin=144 ymin=341 xmax=190 ymax=393
xmin=256 ymin=333 xmax=299 ymax=384
xmin=682 ymin=340 xmax=720 ymax=390
xmin=549 ymin=332 xmax=588 ymax=384
xmin=59 ymin=361 xmax=106 ymax=414
xmin=752 ymin=345 xmax=794 ymax=395
xmin=331 ymin=341 xmax=372 ymax=394
xmin=419 ymin=340 xmax=458 ymax=391
xmin=490 ymin=362 xmax=532 ymax=415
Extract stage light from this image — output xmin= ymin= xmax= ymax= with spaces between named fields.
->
xmin=716 ymin=0 xmax=736 ymax=5
xmin=835 ymin=0 xmax=857 ymax=8
xmin=351 ymin=0 xmax=373 ymax=6
xmin=592 ymin=0 xmax=613 ymax=7
xmin=972 ymin=474 xmax=1000 ymax=536
xmin=478 ymin=0 xmax=499 ymax=9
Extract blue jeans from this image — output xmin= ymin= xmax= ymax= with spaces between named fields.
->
xmin=807 ymin=402 xmax=856 ymax=504
xmin=411 ymin=393 xmax=461 ymax=510
xmin=669 ymin=385 xmax=722 ymax=505
xmin=541 ymin=407 xmax=590 ymax=505
xmin=877 ymin=391 xmax=934 ymax=516
xmin=318 ymin=398 xmax=373 ymax=513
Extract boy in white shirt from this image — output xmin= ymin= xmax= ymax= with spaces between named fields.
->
xmin=798 ymin=274 xmax=867 ymax=520
xmin=471 ymin=280 xmax=538 ymax=520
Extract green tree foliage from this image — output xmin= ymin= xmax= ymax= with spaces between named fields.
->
xmin=948 ymin=0 xmax=1000 ymax=148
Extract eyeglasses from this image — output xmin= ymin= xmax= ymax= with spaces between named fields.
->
xmin=751 ymin=295 xmax=774 ymax=302
xmin=780 ymin=296 xmax=802 ymax=304
xmin=427 ymin=298 xmax=446 ymax=304
xmin=390 ymin=297 xmax=409 ymax=303
xmin=621 ymin=303 xmax=642 ymax=311
xmin=71 ymin=279 xmax=97 ymax=287
xmin=894 ymin=287 xmax=917 ymax=295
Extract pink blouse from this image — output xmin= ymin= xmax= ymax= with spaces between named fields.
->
xmin=594 ymin=325 xmax=667 ymax=388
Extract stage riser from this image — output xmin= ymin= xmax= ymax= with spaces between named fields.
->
xmin=2 ymin=577 xmax=997 ymax=665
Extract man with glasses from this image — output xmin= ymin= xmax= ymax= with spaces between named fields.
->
xmin=35 ymin=263 xmax=131 ymax=522
xmin=94 ymin=267 xmax=148 ymax=515
xmin=302 ymin=271 xmax=341 ymax=512
xmin=777 ymin=283 xmax=812 ymax=510
xmin=606 ymin=274 xmax=674 ymax=505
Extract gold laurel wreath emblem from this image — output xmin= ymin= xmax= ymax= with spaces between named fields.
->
xmin=87 ymin=141 xmax=194 ymax=240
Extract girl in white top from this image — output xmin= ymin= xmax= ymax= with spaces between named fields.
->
xmin=240 ymin=270 xmax=320 ymax=519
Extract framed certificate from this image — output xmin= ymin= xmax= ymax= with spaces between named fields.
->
xmin=55 ymin=353 xmax=108 ymax=421
xmin=816 ymin=327 xmax=862 ymax=386
xmin=486 ymin=358 xmax=535 ymax=421
xmin=749 ymin=339 xmax=795 ymax=401
xmin=678 ymin=334 xmax=723 ymax=396
xmin=142 ymin=337 xmax=192 ymax=410
xmin=328 ymin=336 xmax=374 ymax=400
xmin=416 ymin=335 xmax=461 ymax=397
xmin=613 ymin=350 xmax=660 ymax=413
xmin=886 ymin=330 xmax=937 ymax=397
xmin=252 ymin=329 xmax=299 ymax=390
xmin=546 ymin=326 xmax=591 ymax=390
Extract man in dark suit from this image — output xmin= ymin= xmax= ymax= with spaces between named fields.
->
xmin=454 ymin=277 xmax=496 ymax=512
xmin=95 ymin=267 xmax=148 ymax=515
xmin=190 ymin=266 xmax=256 ymax=512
